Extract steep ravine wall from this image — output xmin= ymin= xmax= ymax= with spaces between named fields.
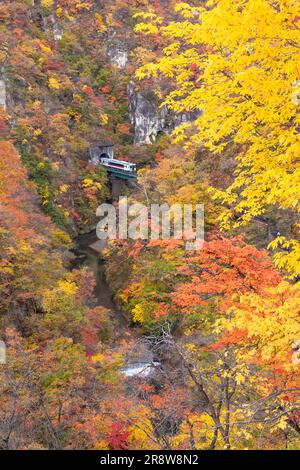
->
xmin=128 ymin=83 xmax=168 ymax=144
xmin=128 ymin=82 xmax=201 ymax=145
xmin=0 ymin=77 xmax=6 ymax=110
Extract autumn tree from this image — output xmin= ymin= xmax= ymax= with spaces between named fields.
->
xmin=112 ymin=235 xmax=280 ymax=331
xmin=0 ymin=328 xmax=93 ymax=449
xmin=135 ymin=0 xmax=300 ymax=276
xmin=0 ymin=141 xmax=69 ymax=323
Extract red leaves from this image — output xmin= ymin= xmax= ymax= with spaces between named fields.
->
xmin=154 ymin=303 xmax=169 ymax=319
xmin=148 ymin=239 xmax=183 ymax=251
xmin=0 ymin=108 xmax=10 ymax=140
xmin=155 ymin=151 xmax=162 ymax=161
xmin=44 ymin=58 xmax=65 ymax=72
xmin=101 ymin=85 xmax=112 ymax=94
xmin=190 ymin=63 xmax=198 ymax=71
xmin=107 ymin=422 xmax=130 ymax=450
xmin=80 ymin=306 xmax=110 ymax=352
xmin=72 ymin=209 xmax=80 ymax=220
xmin=207 ymin=328 xmax=248 ymax=351
xmin=116 ymin=123 xmax=131 ymax=135
xmin=171 ymin=236 xmax=280 ymax=314
xmin=84 ymin=86 xmax=94 ymax=96
xmin=128 ymin=241 xmax=144 ymax=258
xmin=189 ymin=63 xmax=200 ymax=80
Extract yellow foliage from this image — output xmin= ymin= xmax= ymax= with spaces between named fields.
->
xmin=33 ymin=128 xmax=42 ymax=139
xmin=40 ymin=44 xmax=52 ymax=55
xmin=59 ymin=184 xmax=69 ymax=194
xmin=42 ymin=279 xmax=78 ymax=314
xmin=128 ymin=405 xmax=154 ymax=448
xmin=82 ymin=178 xmax=102 ymax=190
xmin=132 ymin=304 xmax=144 ymax=323
xmin=95 ymin=13 xmax=107 ymax=33
xmin=58 ymin=279 xmax=77 ymax=295
xmin=75 ymin=2 xmax=91 ymax=11
xmin=41 ymin=0 xmax=54 ymax=8
xmin=223 ymin=282 xmax=300 ymax=371
xmin=91 ymin=352 xmax=104 ymax=364
xmin=136 ymin=0 xmax=300 ymax=274
xmin=100 ymin=113 xmax=109 ymax=125
xmin=94 ymin=439 xmax=109 ymax=450
xmin=171 ymin=413 xmax=215 ymax=449
xmin=18 ymin=240 xmax=33 ymax=255
xmin=48 ymin=77 xmax=60 ymax=90
xmin=268 ymin=237 xmax=300 ymax=277
xmin=82 ymin=178 xmax=94 ymax=188
xmin=49 ymin=227 xmax=72 ymax=248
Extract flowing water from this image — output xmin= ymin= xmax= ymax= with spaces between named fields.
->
xmin=76 ymin=231 xmax=121 ymax=311
xmin=75 ymin=231 xmax=159 ymax=377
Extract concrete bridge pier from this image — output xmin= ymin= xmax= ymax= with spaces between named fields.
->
xmin=110 ymin=177 xmax=123 ymax=200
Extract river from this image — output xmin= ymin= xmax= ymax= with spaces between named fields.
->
xmin=75 ymin=230 xmax=159 ymax=378
xmin=75 ymin=231 xmax=127 ymax=326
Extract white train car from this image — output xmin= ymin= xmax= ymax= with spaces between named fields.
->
xmin=99 ymin=157 xmax=137 ymax=177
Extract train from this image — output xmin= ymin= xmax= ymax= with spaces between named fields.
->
xmin=99 ymin=156 xmax=136 ymax=174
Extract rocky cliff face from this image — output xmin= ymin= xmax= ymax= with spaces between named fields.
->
xmin=106 ymin=38 xmax=128 ymax=69
xmin=128 ymin=83 xmax=201 ymax=144
xmin=0 ymin=78 xmax=6 ymax=110
xmin=50 ymin=14 xmax=63 ymax=41
xmin=128 ymin=85 xmax=168 ymax=144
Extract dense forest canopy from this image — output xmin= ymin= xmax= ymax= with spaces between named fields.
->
xmin=0 ymin=0 xmax=299 ymax=451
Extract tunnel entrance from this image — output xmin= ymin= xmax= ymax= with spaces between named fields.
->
xmin=89 ymin=144 xmax=115 ymax=165
xmin=99 ymin=153 xmax=109 ymax=160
